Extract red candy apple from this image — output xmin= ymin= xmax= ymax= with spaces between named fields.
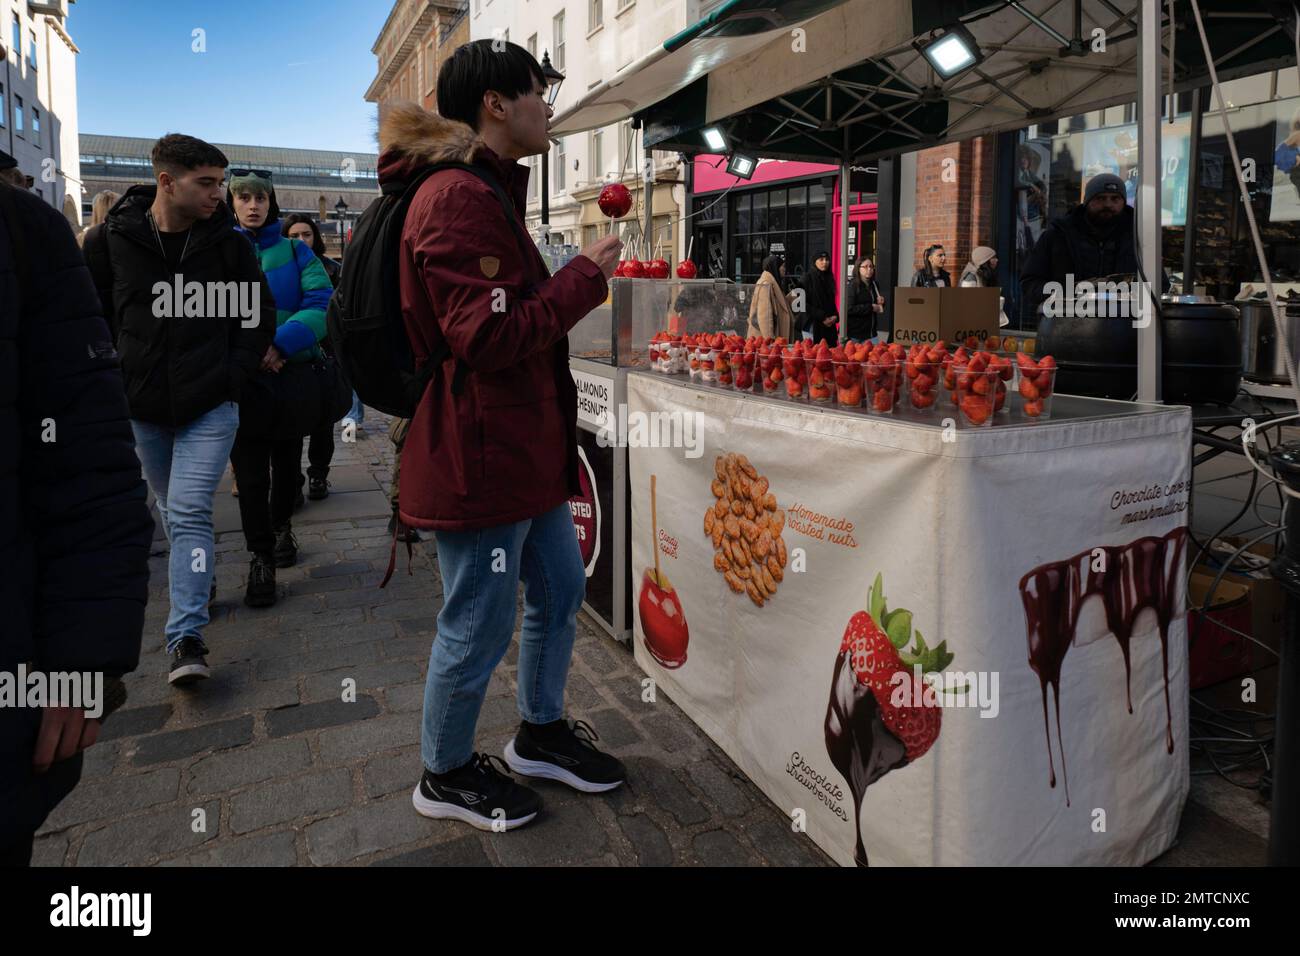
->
xmin=639 ymin=568 xmax=689 ymax=668
xmin=676 ymin=259 xmax=698 ymax=279
xmin=598 ymin=183 xmax=633 ymax=218
xmin=647 ymin=258 xmax=670 ymax=279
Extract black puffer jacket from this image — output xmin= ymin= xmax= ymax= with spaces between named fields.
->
xmin=84 ymin=185 xmax=275 ymax=426
xmin=0 ymin=183 xmax=153 ymax=843
xmin=1020 ymin=203 xmax=1137 ymax=311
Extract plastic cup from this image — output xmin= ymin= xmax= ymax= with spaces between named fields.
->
xmin=834 ymin=360 xmax=865 ymax=409
xmin=714 ymin=350 xmax=734 ymax=387
xmin=759 ymin=350 xmax=784 ymax=394
xmin=731 ymin=350 xmax=759 ymax=393
xmin=781 ymin=349 xmax=808 ymax=402
xmin=904 ymin=354 xmax=941 ymax=414
xmin=952 ymin=362 xmax=999 ymax=427
xmin=864 ymin=356 xmax=899 ymax=414
xmin=698 ymin=347 xmax=719 ymax=384
xmin=1017 ymin=364 xmax=1057 ymax=421
xmin=808 ymin=355 xmax=836 ymax=404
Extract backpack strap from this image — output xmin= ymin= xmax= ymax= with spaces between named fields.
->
xmin=81 ymin=221 xmax=117 ymax=330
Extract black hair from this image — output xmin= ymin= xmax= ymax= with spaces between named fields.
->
xmin=281 ymin=213 xmax=327 ymax=257
xmin=437 ymin=39 xmax=547 ymax=130
xmin=760 ymin=254 xmax=785 ymax=279
xmin=151 ymin=133 xmax=228 ymax=177
xmin=921 ymin=243 xmax=945 ymax=273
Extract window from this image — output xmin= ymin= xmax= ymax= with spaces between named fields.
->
xmin=590 ymin=130 xmax=603 ymax=182
xmin=528 ymin=156 xmax=538 ymax=202
xmin=425 ymin=41 xmax=434 ymax=93
xmin=618 ymin=121 xmax=634 ymax=170
xmin=31 ymin=107 xmax=38 ymax=142
xmin=553 ymin=11 xmax=565 ymax=71
xmin=589 ymin=0 xmax=602 ymax=32
xmin=14 ymin=95 xmax=23 ymax=135
xmin=527 ymin=33 xmax=537 ymax=58
xmin=0 ymin=83 xmax=5 ymax=128
xmin=11 ymin=15 xmax=18 ymax=62
xmin=28 ymin=29 xmax=36 ymax=70
xmin=618 ymin=0 xmax=635 ymax=10
xmin=555 ymin=137 xmax=566 ymax=192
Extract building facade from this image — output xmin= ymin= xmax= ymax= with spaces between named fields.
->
xmin=79 ymin=135 xmax=380 ymax=251
xmin=366 ymin=1 xmax=470 ymax=111
xmin=471 ymin=0 xmax=689 ymax=256
xmin=1 ymin=0 xmax=80 ymax=223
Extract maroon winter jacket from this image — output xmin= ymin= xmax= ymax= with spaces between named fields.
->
xmin=378 ymin=104 xmax=608 ymax=531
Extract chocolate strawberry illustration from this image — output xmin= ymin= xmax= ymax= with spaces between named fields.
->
xmin=825 ymin=573 xmax=956 ymax=866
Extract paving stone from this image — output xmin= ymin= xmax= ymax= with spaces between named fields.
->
xmin=371 ymin=835 xmax=491 ymax=867
xmin=370 ymin=598 xmax=442 ymax=621
xmin=299 ymin=620 xmax=398 ymax=651
xmin=318 ymin=711 xmax=420 ymax=764
xmin=160 ymin=830 xmax=299 ymax=867
xmin=626 ymin=757 xmax=709 ymax=826
xmin=475 ymin=695 xmax=521 ymax=734
xmin=579 ymin=641 xmax=621 ymax=676
xmin=619 ymin=813 xmax=674 ymax=867
xmin=287 ymin=575 xmax=361 ymax=596
xmin=322 ymin=587 xmax=386 ymax=610
xmin=230 ymin=768 xmax=354 ymax=834
xmin=585 ymin=709 xmax=641 ymax=749
xmin=563 ymin=671 xmax=607 ymax=712
xmin=686 ymin=760 xmax=754 ymax=817
xmin=80 ymin=739 xmax=121 ymax=777
xmin=76 ymin=800 xmax=222 ymax=866
xmin=187 ymin=737 xmax=313 ymax=795
xmin=171 ymin=676 xmax=299 ymax=724
xmin=744 ymin=819 xmax=831 ymax=867
xmin=305 ymin=792 xmax=431 ymax=865
xmin=490 ymin=799 xmax=609 ymax=866
xmin=309 ymin=560 xmax=373 ymax=579
xmin=43 ymin=766 xmax=180 ymax=831
xmin=31 ymin=833 xmax=68 ymax=867
xmin=363 ymin=746 xmax=421 ymax=798
xmin=302 ymin=660 xmax=423 ymax=702
xmin=99 ymin=703 xmax=173 ymax=742
xmin=265 ymin=695 xmax=381 ymax=738
xmin=384 ymin=682 xmax=425 ymax=714
xmin=130 ymin=716 xmax=254 ymax=766
xmin=640 ymin=714 xmax=704 ymax=755
xmin=254 ymin=641 xmax=380 ymax=681
xmin=692 ymin=829 xmax=758 ymax=867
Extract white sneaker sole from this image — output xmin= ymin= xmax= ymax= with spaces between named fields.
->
xmin=503 ymin=739 xmax=625 ymax=794
xmin=410 ymin=783 xmax=537 ymax=831
xmin=168 ymin=663 xmax=210 ymax=685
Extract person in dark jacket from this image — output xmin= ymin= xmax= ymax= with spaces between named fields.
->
xmin=1020 ymin=172 xmax=1137 ymax=312
xmin=0 ymin=182 xmax=153 ymax=865
xmin=283 ymin=213 xmax=344 ymax=505
xmin=845 ymin=256 xmax=884 ymax=343
xmin=802 ymin=251 xmax=838 ymax=346
xmin=911 ymin=243 xmax=952 ymax=288
xmin=83 ymin=134 xmax=275 ymax=687
xmin=383 ymin=41 xmax=624 ymax=832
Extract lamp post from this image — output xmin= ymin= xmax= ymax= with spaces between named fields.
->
xmin=539 ymin=51 xmax=565 ymax=244
xmin=335 ymin=196 xmax=349 ymax=259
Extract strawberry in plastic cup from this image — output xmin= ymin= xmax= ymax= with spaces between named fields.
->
xmin=732 ymin=349 xmax=757 ymax=392
xmin=760 ymin=345 xmax=784 ymax=393
xmin=782 ymin=346 xmax=807 ymax=401
xmin=905 ymin=343 xmax=943 ymax=412
xmin=1016 ymin=353 xmax=1057 ymax=419
xmin=864 ymin=354 xmax=898 ymax=413
xmin=952 ymin=353 xmax=998 ymax=427
xmin=834 ymin=359 xmax=864 ymax=408
xmin=714 ymin=350 xmax=733 ymax=386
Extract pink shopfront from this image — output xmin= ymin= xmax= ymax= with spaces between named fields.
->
xmin=687 ymin=154 xmax=877 ymax=293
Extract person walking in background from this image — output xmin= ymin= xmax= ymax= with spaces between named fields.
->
xmin=77 ymin=190 xmax=121 ymax=248
xmin=283 ymin=213 xmax=341 ymax=502
xmin=381 ymin=40 xmax=625 ymax=831
xmin=958 ymin=245 xmax=999 ymax=288
xmin=227 ymin=171 xmax=332 ymax=608
xmin=1 ymin=178 xmax=153 ymax=866
xmin=911 ymin=243 xmax=951 ymax=288
xmin=746 ymin=253 xmax=793 ymax=340
xmin=803 ymin=251 xmax=838 ymax=346
xmin=0 ymin=150 xmax=28 ymax=189
xmin=82 ymin=134 xmax=275 ymax=688
xmin=845 ymin=256 xmax=884 ymax=344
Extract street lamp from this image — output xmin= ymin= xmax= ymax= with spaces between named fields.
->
xmin=539 ymin=51 xmax=565 ymax=244
xmin=335 ymin=196 xmax=349 ymax=258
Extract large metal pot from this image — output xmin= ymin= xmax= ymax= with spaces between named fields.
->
xmin=1239 ymin=299 xmax=1300 ymax=385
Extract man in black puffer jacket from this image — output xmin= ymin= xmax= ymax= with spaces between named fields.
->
xmin=0 ymin=181 xmax=154 ymax=865
xmin=1020 ymin=173 xmax=1138 ymax=313
xmin=83 ymin=135 xmax=275 ymax=688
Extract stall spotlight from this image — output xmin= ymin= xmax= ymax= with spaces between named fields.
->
xmin=725 ymin=153 xmax=757 ymax=180
xmin=702 ymin=126 xmax=728 ymax=152
xmin=913 ymin=23 xmax=983 ymax=79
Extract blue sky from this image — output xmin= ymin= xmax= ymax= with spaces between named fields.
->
xmin=72 ymin=0 xmax=390 ymax=154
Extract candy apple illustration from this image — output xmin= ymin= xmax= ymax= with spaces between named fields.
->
xmin=638 ymin=475 xmax=689 ymax=668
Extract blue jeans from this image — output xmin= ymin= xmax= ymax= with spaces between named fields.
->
xmin=131 ymin=402 xmax=239 ymax=653
xmin=345 ymin=391 xmax=364 ymax=427
xmin=422 ymin=502 xmax=587 ymax=773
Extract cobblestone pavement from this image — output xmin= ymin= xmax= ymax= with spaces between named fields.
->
xmin=31 ymin=413 xmax=1267 ymax=867
xmin=32 ymin=413 xmax=832 ymax=867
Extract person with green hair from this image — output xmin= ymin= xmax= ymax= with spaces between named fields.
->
xmin=227 ymin=169 xmax=332 ymax=608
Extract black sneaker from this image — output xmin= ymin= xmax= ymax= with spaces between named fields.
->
xmin=168 ymin=637 xmax=211 ymax=686
xmin=308 ymin=477 xmax=330 ymax=500
xmin=412 ymin=754 xmax=541 ymax=831
xmin=504 ymin=718 xmax=626 ymax=793
xmin=273 ymin=525 xmax=298 ymax=568
xmin=244 ymin=553 xmax=277 ymax=608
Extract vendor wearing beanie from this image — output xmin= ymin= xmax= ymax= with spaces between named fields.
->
xmin=959 ymin=245 xmax=999 ymax=288
xmin=1020 ymin=171 xmax=1142 ymax=313
xmin=226 ymin=169 xmax=334 ymax=607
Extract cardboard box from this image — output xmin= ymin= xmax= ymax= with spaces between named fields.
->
xmin=890 ymin=287 xmax=1002 ymax=347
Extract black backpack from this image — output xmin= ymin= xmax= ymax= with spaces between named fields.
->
xmin=327 ymin=161 xmax=530 ymax=418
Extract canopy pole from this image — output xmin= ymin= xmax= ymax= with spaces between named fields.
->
xmin=839 ymin=164 xmax=851 ymax=334
xmin=1137 ymin=0 xmax=1163 ymax=402
xmin=642 ymin=135 xmax=654 ymax=263
xmin=1181 ymin=87 xmax=1205 ymax=292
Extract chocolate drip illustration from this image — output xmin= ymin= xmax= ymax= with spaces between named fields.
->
xmin=1018 ymin=527 xmax=1187 ymax=804
xmin=824 ymin=649 xmax=908 ymax=866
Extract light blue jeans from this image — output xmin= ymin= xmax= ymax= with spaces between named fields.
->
xmin=422 ymin=502 xmax=587 ymax=773
xmin=130 ymin=402 xmax=239 ymax=653
xmin=346 ymin=391 xmax=364 ymax=427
